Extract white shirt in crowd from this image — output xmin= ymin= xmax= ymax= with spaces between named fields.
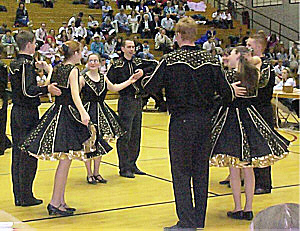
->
xmin=273 ymin=78 xmax=296 ymax=90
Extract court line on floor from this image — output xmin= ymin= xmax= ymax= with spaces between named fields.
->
xmin=21 ymin=183 xmax=300 ymax=223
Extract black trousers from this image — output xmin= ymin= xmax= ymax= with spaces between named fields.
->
xmin=11 ymin=105 xmax=39 ymax=203
xmin=0 ymin=96 xmax=10 ymax=154
xmin=117 ymin=96 xmax=142 ymax=172
xmin=254 ymin=104 xmax=273 ymax=190
xmin=169 ymin=113 xmax=210 ymax=228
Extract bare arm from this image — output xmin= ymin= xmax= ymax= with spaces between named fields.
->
xmin=69 ymin=68 xmax=90 ymax=125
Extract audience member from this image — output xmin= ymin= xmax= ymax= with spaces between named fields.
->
xmin=14 ymin=2 xmax=29 ymax=27
xmin=155 ymin=28 xmax=173 ymax=54
xmin=1 ymin=29 xmax=18 ymax=58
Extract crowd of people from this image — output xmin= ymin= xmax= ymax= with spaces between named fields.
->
xmin=0 ymin=1 xmax=299 ymax=230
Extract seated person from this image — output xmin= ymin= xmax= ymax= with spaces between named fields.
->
xmin=154 ymin=28 xmax=173 ymax=54
xmin=273 ymin=67 xmax=298 ymax=119
xmin=138 ymin=14 xmax=154 ymax=38
xmin=1 ymin=29 xmax=18 ymax=58
xmin=43 ymin=0 xmax=54 ymax=8
xmin=14 ymin=2 xmax=29 ymax=27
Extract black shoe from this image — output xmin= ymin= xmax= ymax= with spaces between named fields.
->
xmin=87 ymin=175 xmax=97 ymax=184
xmin=21 ymin=198 xmax=43 ymax=207
xmin=61 ymin=204 xmax=76 ymax=212
xmin=93 ymin=174 xmax=107 ymax=184
xmin=243 ymin=211 xmax=253 ymax=220
xmin=241 ymin=179 xmax=244 ymax=187
xmin=254 ymin=188 xmax=271 ymax=195
xmin=47 ymin=204 xmax=74 ymax=216
xmin=227 ymin=211 xmax=244 ymax=220
xmin=120 ymin=170 xmax=135 ymax=178
xmin=219 ymin=180 xmax=230 ymax=185
xmin=164 ymin=224 xmax=196 ymax=231
xmin=133 ymin=167 xmax=146 ymax=175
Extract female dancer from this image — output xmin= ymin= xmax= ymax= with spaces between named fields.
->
xmin=210 ymin=46 xmax=289 ymax=220
xmin=21 ymin=41 xmax=99 ymax=215
xmin=80 ymin=53 xmax=141 ymax=184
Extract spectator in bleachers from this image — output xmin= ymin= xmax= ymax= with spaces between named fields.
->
xmin=45 ymin=29 xmax=56 ymax=44
xmin=75 ymin=12 xmax=84 ymax=28
xmin=76 ymin=21 xmax=88 ymax=44
xmin=80 ymin=38 xmax=93 ymax=64
xmin=91 ymin=34 xmax=109 ymax=59
xmin=163 ymin=1 xmax=176 ymax=17
xmin=274 ymin=59 xmax=286 ymax=80
xmin=226 ymin=10 xmax=233 ymax=29
xmin=134 ymin=35 xmax=143 ymax=55
xmin=67 ymin=27 xmax=75 ymax=41
xmin=102 ymin=1 xmax=113 ymax=20
xmin=152 ymin=2 xmax=163 ymax=17
xmin=139 ymin=14 xmax=154 ymax=38
xmin=1 ymin=29 xmax=18 ymax=58
xmin=58 ymin=22 xmax=68 ymax=34
xmin=89 ymin=0 xmax=104 ymax=9
xmin=211 ymin=9 xmax=221 ymax=28
xmin=128 ymin=10 xmax=140 ymax=33
xmin=155 ymin=28 xmax=173 ymax=54
xmin=176 ymin=2 xmax=186 ymax=20
xmin=14 ymin=2 xmax=29 ymax=27
xmin=67 ymin=13 xmax=76 ymax=27
xmin=99 ymin=58 xmax=108 ymax=74
xmin=202 ymin=36 xmax=215 ymax=53
xmin=241 ymin=30 xmax=250 ymax=46
xmin=43 ymin=0 xmax=54 ymax=8
xmin=267 ymin=33 xmax=279 ymax=49
xmin=140 ymin=40 xmax=154 ymax=59
xmin=152 ymin=14 xmax=161 ymax=37
xmin=56 ymin=30 xmax=69 ymax=46
xmin=136 ymin=0 xmax=152 ymax=21
xmin=101 ymin=17 xmax=115 ymax=39
xmin=87 ymin=15 xmax=101 ymax=37
xmin=68 ymin=22 xmax=77 ymax=38
xmin=36 ymin=69 xmax=52 ymax=102
xmin=161 ymin=13 xmax=174 ymax=37
xmin=35 ymin=23 xmax=47 ymax=49
xmin=104 ymin=37 xmax=119 ymax=59
xmin=115 ymin=36 xmax=123 ymax=56
xmin=276 ymin=43 xmax=289 ymax=66
xmin=115 ymin=8 xmax=131 ymax=34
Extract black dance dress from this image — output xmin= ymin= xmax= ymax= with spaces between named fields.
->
xmin=81 ymin=72 xmax=125 ymax=156
xmin=21 ymin=64 xmax=97 ymax=161
xmin=210 ymin=69 xmax=289 ymax=168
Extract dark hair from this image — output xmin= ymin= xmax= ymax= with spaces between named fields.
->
xmin=60 ymin=41 xmax=81 ymax=60
xmin=16 ymin=30 xmax=35 ymax=51
xmin=78 ymin=12 xmax=83 ymax=17
xmin=5 ymin=29 xmax=11 ymax=33
xmin=143 ymin=40 xmax=148 ymax=44
xmin=234 ymin=46 xmax=259 ymax=94
xmin=88 ymin=14 xmax=94 ymax=20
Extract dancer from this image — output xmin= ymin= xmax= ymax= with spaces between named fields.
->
xmin=10 ymin=30 xmax=61 ymax=207
xmin=247 ymin=33 xmax=275 ymax=195
xmin=142 ymin=17 xmax=243 ymax=230
xmin=107 ymin=39 xmax=158 ymax=178
xmin=21 ymin=41 xmax=97 ymax=215
xmin=81 ymin=53 xmax=142 ymax=184
xmin=210 ymin=46 xmax=289 ymax=220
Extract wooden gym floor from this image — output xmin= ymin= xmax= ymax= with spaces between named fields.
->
xmin=0 ymin=100 xmax=299 ymax=231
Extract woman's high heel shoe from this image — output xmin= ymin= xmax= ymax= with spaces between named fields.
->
xmin=61 ymin=203 xmax=76 ymax=212
xmin=47 ymin=204 xmax=74 ymax=216
xmin=93 ymin=174 xmax=107 ymax=184
xmin=87 ymin=175 xmax=97 ymax=184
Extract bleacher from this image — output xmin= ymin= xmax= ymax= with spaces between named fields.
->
xmin=0 ymin=0 xmax=254 ymax=101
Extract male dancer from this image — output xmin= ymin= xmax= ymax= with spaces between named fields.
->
xmin=10 ymin=30 xmax=61 ymax=206
xmin=247 ymin=33 xmax=274 ymax=195
xmin=107 ymin=39 xmax=158 ymax=178
xmin=143 ymin=17 xmax=244 ymax=230
xmin=0 ymin=60 xmax=11 ymax=156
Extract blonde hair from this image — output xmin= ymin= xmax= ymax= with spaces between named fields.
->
xmin=175 ymin=17 xmax=197 ymax=41
xmin=60 ymin=41 xmax=82 ymax=60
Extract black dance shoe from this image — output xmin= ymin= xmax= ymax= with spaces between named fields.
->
xmin=119 ymin=170 xmax=135 ymax=178
xmin=164 ymin=224 xmax=196 ymax=231
xmin=21 ymin=198 xmax=43 ymax=207
xmin=87 ymin=176 xmax=97 ymax=184
xmin=132 ymin=167 xmax=146 ymax=175
xmin=62 ymin=203 xmax=76 ymax=212
xmin=243 ymin=211 xmax=254 ymax=220
xmin=219 ymin=180 xmax=230 ymax=185
xmin=93 ymin=174 xmax=107 ymax=184
xmin=227 ymin=211 xmax=244 ymax=220
xmin=254 ymin=188 xmax=271 ymax=195
xmin=47 ymin=204 xmax=74 ymax=216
